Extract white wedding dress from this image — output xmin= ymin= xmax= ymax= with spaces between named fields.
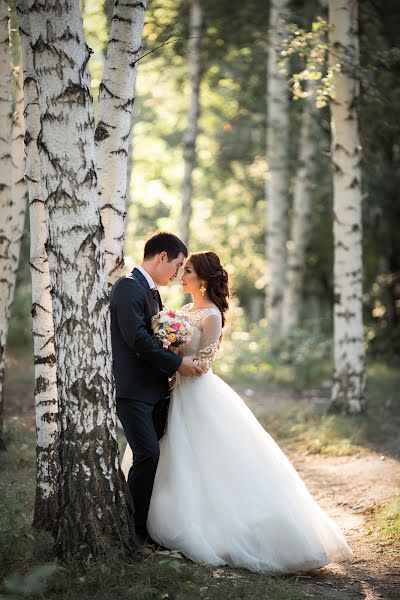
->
xmin=122 ymin=304 xmax=352 ymax=574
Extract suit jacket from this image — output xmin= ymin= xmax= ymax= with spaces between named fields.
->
xmin=110 ymin=268 xmax=182 ymax=404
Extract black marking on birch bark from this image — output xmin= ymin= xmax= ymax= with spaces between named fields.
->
xmin=31 ymin=301 xmax=52 ymax=315
xmin=337 ymin=241 xmax=350 ymax=251
xmin=59 ymin=82 xmax=90 ymax=107
xmin=112 ymin=15 xmax=133 ymax=24
xmin=29 ymin=1 xmax=65 ymax=16
xmin=100 ymin=204 xmax=125 ymax=217
xmin=32 ymin=37 xmax=75 ymax=71
xmin=42 ymin=111 xmax=64 ymax=124
xmin=109 ymin=258 xmax=124 ymax=277
xmin=94 ymin=121 xmax=110 ymax=142
xmin=119 ymin=98 xmax=134 ymax=113
xmin=39 ymin=337 xmax=56 ymax=353
xmin=18 ymin=24 xmax=29 ymax=38
xmin=28 ymin=197 xmax=44 ymax=207
xmin=34 ymin=349 xmax=56 ymax=366
xmin=349 ymin=177 xmax=359 ymax=188
xmin=36 ymin=397 xmax=57 ymax=409
xmin=110 ymin=148 xmax=128 ymax=157
xmin=98 ymin=82 xmax=119 ymax=100
xmin=41 ymin=412 xmax=58 ymax=423
xmin=59 ymin=25 xmax=79 ymax=43
xmin=334 ymin=142 xmax=351 ymax=156
xmin=116 ymin=1 xmax=146 ymax=7
xmin=82 ymin=168 xmax=97 ymax=187
xmin=22 ymin=75 xmax=36 ymax=87
xmin=337 ymin=309 xmax=356 ymax=320
xmin=80 ymin=45 xmax=93 ymax=78
xmin=34 ymin=374 xmax=50 ymax=394
xmin=77 ymin=228 xmax=102 ymax=254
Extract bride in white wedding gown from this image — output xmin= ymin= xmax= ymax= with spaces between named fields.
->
xmin=122 ymin=251 xmax=352 ymax=574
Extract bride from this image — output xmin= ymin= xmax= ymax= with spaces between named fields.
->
xmin=122 ymin=251 xmax=352 ymax=574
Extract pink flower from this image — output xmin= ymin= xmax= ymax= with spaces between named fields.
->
xmin=172 ymin=323 xmax=180 ymax=331
xmin=167 ymin=310 xmax=175 ymax=318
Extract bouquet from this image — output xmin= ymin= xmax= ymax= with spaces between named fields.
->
xmin=151 ymin=308 xmax=193 ymax=349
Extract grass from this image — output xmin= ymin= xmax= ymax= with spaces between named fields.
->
xmin=246 ymin=362 xmax=400 ymax=458
xmin=253 ymin=402 xmax=382 ymax=457
xmin=366 ymin=497 xmax=400 ymax=545
xmin=0 ymin=421 xmax=318 ymax=600
xmin=0 ymin=553 xmax=319 ymax=600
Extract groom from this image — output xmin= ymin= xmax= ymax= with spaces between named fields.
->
xmin=110 ymin=231 xmax=203 ymax=543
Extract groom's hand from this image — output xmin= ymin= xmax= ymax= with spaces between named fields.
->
xmin=178 ymin=356 xmax=204 ymax=377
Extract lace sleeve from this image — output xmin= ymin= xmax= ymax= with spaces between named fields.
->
xmin=194 ymin=311 xmax=222 ymax=372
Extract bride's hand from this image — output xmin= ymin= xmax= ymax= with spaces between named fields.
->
xmin=178 ymin=356 xmax=204 ymax=377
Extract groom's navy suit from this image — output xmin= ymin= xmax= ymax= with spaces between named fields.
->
xmin=110 ymin=268 xmax=182 ymax=537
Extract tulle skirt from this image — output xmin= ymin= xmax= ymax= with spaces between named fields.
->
xmin=123 ymin=371 xmax=352 ymax=573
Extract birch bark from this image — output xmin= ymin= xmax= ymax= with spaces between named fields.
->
xmin=28 ymin=0 xmax=135 ymax=557
xmin=11 ymin=65 xmax=27 ymax=261
xmin=328 ymin=0 xmax=366 ymax=413
xmin=18 ymin=0 xmax=59 ymax=530
xmin=179 ymin=0 xmax=203 ymax=246
xmin=0 ymin=0 xmax=13 ymax=450
xmin=281 ymin=89 xmax=316 ymax=334
xmin=95 ymin=0 xmax=146 ymax=288
xmin=265 ymin=0 xmax=290 ymax=334
xmin=125 ymin=106 xmax=136 ymax=218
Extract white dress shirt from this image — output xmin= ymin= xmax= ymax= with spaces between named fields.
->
xmin=136 ymin=265 xmax=157 ymax=290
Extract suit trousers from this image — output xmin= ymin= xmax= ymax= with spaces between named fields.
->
xmin=116 ymin=396 xmax=169 ymax=537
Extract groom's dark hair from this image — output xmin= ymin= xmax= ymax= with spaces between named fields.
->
xmin=144 ymin=231 xmax=188 ymax=261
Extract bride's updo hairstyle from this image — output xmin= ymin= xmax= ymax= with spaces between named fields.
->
xmin=188 ymin=251 xmax=230 ymax=328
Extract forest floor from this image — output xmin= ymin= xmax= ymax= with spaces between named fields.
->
xmin=1 ymin=356 xmax=399 ymax=600
xmin=241 ymin=383 xmax=400 ymax=600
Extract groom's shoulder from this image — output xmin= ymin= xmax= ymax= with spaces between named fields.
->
xmin=111 ymin=272 xmax=145 ymax=299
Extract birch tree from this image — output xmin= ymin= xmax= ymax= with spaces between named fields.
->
xmin=265 ymin=0 xmax=290 ymax=334
xmin=95 ymin=0 xmax=147 ymax=288
xmin=18 ymin=1 xmax=59 ymax=530
xmin=0 ymin=0 xmax=14 ymax=450
xmin=27 ymin=0 xmax=135 ymax=557
xmin=328 ymin=0 xmax=366 ymax=413
xmin=179 ymin=0 xmax=203 ymax=246
xmin=281 ymin=87 xmax=316 ymax=334
xmin=11 ymin=66 xmax=27 ymax=260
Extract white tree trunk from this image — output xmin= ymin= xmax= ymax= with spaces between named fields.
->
xmin=125 ymin=105 xmax=136 ymax=218
xmin=265 ymin=0 xmax=290 ymax=334
xmin=95 ymin=0 xmax=147 ymax=288
xmin=28 ymin=0 xmax=135 ymax=556
xmin=18 ymin=0 xmax=59 ymax=530
xmin=328 ymin=0 xmax=366 ymax=413
xmin=11 ymin=66 xmax=27 ymax=258
xmin=179 ymin=0 xmax=203 ymax=246
xmin=0 ymin=0 xmax=13 ymax=450
xmin=281 ymin=89 xmax=316 ymax=334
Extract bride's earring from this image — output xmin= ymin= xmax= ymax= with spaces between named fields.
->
xmin=200 ymin=283 xmax=207 ymax=296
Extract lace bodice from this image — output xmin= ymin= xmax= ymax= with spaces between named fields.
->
xmin=179 ymin=303 xmax=222 ymax=372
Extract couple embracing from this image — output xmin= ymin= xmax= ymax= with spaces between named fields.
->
xmin=110 ymin=232 xmax=352 ymax=574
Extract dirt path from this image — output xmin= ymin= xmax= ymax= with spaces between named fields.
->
xmin=240 ymin=387 xmax=400 ymax=600
xmin=286 ymin=450 xmax=400 ymax=600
